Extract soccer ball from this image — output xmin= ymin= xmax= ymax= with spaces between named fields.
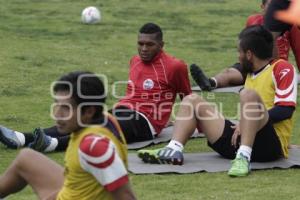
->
xmin=81 ymin=6 xmax=101 ymax=24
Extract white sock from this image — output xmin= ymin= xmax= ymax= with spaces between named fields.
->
xmin=211 ymin=77 xmax=218 ymax=88
xmin=167 ymin=140 xmax=184 ymax=152
xmin=44 ymin=138 xmax=58 ymax=152
xmin=14 ymin=131 xmax=25 ymax=146
xmin=237 ymin=145 xmax=252 ymax=161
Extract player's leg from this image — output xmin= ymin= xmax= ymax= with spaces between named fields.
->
xmin=228 ymin=89 xmax=270 ymax=177
xmin=28 ymin=126 xmax=70 ymax=152
xmin=0 ymin=148 xmax=64 ymax=199
xmin=213 ymin=63 xmax=245 ymax=88
xmin=190 ymin=63 xmax=245 ymax=91
xmin=138 ymin=93 xmax=227 ymax=165
xmin=0 ymin=125 xmax=70 ymax=152
xmin=111 ymin=106 xmax=153 ymax=143
xmin=172 ymin=93 xmax=225 ymax=145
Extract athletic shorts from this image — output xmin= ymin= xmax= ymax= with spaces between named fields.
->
xmin=264 ymin=0 xmax=291 ymax=33
xmin=110 ymin=106 xmax=153 ymax=143
xmin=230 ymin=62 xmax=247 ymax=80
xmin=208 ymin=119 xmax=283 ymax=162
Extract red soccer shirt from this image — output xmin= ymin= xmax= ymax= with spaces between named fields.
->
xmin=117 ymin=50 xmax=191 ymax=134
xmin=246 ymin=14 xmax=290 ymax=61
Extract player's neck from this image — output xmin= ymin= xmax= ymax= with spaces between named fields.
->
xmin=252 ymin=58 xmax=272 ymax=72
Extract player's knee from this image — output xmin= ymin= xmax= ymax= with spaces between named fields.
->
xmin=222 ymin=68 xmax=232 ymax=75
xmin=182 ymin=94 xmax=205 ymax=105
xmin=15 ymin=148 xmax=36 ymax=167
xmin=239 ymin=89 xmax=259 ymax=102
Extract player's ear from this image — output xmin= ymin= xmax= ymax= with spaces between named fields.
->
xmin=81 ymin=106 xmax=97 ymax=122
xmin=160 ymin=41 xmax=164 ymax=49
xmin=246 ymin=50 xmax=252 ymax=60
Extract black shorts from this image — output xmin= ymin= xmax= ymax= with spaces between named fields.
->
xmin=110 ymin=106 xmax=153 ymax=143
xmin=264 ymin=0 xmax=291 ymax=33
xmin=208 ymin=120 xmax=283 ymax=162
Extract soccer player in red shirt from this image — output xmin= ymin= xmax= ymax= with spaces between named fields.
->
xmin=113 ymin=23 xmax=191 ymax=143
xmin=0 ymin=23 xmax=191 ymax=151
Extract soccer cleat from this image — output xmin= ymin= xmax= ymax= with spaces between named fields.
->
xmin=190 ymin=64 xmax=212 ymax=91
xmin=28 ymin=128 xmax=51 ymax=152
xmin=137 ymin=147 xmax=184 ymax=165
xmin=0 ymin=125 xmax=24 ymax=149
xmin=228 ymin=153 xmax=250 ymax=177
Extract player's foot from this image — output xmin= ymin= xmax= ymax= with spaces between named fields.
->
xmin=0 ymin=125 xmax=24 ymax=149
xmin=190 ymin=64 xmax=212 ymax=91
xmin=28 ymin=128 xmax=51 ymax=152
xmin=228 ymin=153 xmax=250 ymax=177
xmin=137 ymin=147 xmax=184 ymax=165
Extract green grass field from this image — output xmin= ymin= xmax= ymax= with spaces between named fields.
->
xmin=0 ymin=0 xmax=299 ymax=199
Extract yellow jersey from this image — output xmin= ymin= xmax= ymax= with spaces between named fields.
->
xmin=57 ymin=113 xmax=128 ymax=200
xmin=245 ymin=59 xmax=297 ymax=158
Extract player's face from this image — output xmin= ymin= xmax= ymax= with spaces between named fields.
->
xmin=137 ymin=33 xmax=163 ymax=62
xmin=238 ymin=43 xmax=253 ymax=74
xmin=52 ymin=91 xmax=80 ymax=134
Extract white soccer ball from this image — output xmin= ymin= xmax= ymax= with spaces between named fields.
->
xmin=81 ymin=6 xmax=101 ymax=24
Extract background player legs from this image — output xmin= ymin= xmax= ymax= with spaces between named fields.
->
xmin=213 ymin=67 xmax=245 ymax=88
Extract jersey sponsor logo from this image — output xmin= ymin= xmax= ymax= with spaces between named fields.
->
xmin=279 ymin=68 xmax=290 ymax=80
xmin=143 ymin=79 xmax=154 ymax=90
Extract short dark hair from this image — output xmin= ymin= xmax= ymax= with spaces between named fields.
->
xmin=239 ymin=25 xmax=273 ymax=59
xmin=139 ymin=23 xmax=163 ymax=41
xmin=262 ymin=0 xmax=267 ymax=5
xmin=53 ymin=71 xmax=106 ymax=119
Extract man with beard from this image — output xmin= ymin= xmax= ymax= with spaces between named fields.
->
xmin=138 ymin=25 xmax=298 ymax=177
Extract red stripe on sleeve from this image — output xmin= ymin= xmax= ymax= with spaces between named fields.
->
xmin=87 ymin=150 xmax=115 ymax=169
xmin=104 ymin=175 xmax=129 ymax=192
xmin=275 ymin=87 xmax=294 ymax=98
xmin=80 ymin=135 xmax=110 ymax=157
xmin=275 ymin=102 xmax=296 ymax=107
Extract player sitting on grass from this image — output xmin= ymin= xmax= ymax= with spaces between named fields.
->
xmin=0 ymin=71 xmax=136 ymax=200
xmin=138 ymin=25 xmax=298 ymax=177
xmin=0 ymin=22 xmax=191 ymax=152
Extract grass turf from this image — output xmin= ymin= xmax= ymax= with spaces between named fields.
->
xmin=0 ymin=0 xmax=299 ymax=199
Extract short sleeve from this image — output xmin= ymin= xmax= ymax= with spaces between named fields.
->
xmin=79 ymin=134 xmax=128 ymax=192
xmin=272 ymin=61 xmax=297 ymax=107
xmin=172 ymin=61 xmax=192 ymax=99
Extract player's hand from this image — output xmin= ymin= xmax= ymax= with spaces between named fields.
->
xmin=231 ymin=123 xmax=241 ymax=148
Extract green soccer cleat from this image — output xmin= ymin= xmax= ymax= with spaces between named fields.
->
xmin=137 ymin=147 xmax=184 ymax=165
xmin=228 ymin=153 xmax=250 ymax=177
